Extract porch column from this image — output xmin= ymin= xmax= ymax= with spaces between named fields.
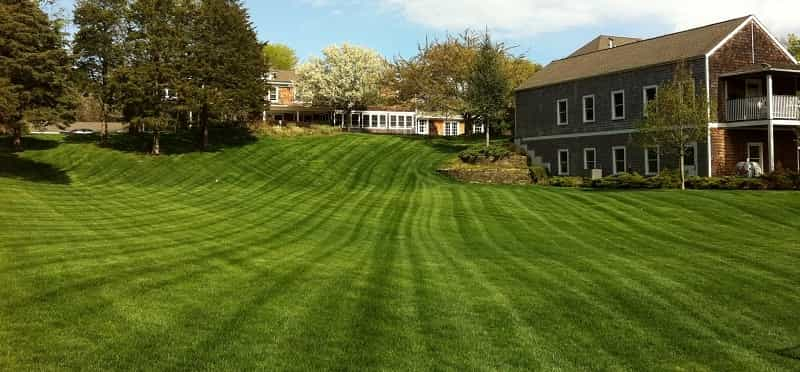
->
xmin=296 ymin=111 xmax=300 ymax=123
xmin=767 ymin=74 xmax=775 ymax=172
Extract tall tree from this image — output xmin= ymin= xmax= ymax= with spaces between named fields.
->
xmin=0 ymin=0 xmax=75 ymax=150
xmin=185 ymin=0 xmax=266 ymax=150
xmin=786 ymin=34 xmax=800 ymax=60
xmin=262 ymin=43 xmax=298 ymax=70
xmin=636 ymin=63 xmax=710 ymax=190
xmin=115 ymin=0 xmax=188 ymax=155
xmin=295 ymin=44 xmax=386 ymax=130
xmin=73 ymin=0 xmax=128 ymax=143
xmin=391 ymin=32 xmax=478 ymax=125
xmin=467 ymin=33 xmax=508 ymax=147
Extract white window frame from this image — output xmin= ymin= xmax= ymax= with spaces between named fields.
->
xmin=557 ymin=149 xmax=570 ymax=175
xmin=747 ymin=142 xmax=764 ymax=168
xmin=612 ymin=146 xmax=627 ymax=175
xmin=642 ymin=85 xmax=658 ymax=117
xmin=417 ymin=119 xmax=429 ymax=135
xmin=444 ymin=121 xmax=459 ymax=136
xmin=644 ymin=146 xmax=660 ymax=176
xmin=556 ymin=99 xmax=568 ymax=126
xmin=611 ymin=90 xmax=625 ymax=120
xmin=268 ymin=86 xmax=279 ymax=103
xmin=582 ymin=95 xmax=595 ymax=123
xmin=583 ymin=147 xmax=597 ymax=170
xmin=472 ymin=123 xmax=485 ymax=134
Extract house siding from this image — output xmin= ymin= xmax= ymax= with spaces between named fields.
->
xmin=516 ymin=59 xmax=706 ymax=140
xmin=708 ymin=19 xmax=796 ymax=121
xmin=515 ymin=59 xmax=708 ymax=176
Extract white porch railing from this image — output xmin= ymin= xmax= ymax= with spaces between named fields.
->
xmin=726 ymin=95 xmax=800 ymax=122
xmin=773 ymin=95 xmax=800 ymax=120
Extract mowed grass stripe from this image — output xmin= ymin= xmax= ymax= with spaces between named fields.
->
xmin=0 ymin=133 xmax=798 ymax=371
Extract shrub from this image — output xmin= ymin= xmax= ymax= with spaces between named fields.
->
xmin=528 ymin=165 xmax=549 ymax=184
xmin=762 ymin=170 xmax=800 ymax=190
xmin=546 ymin=176 xmax=584 ymax=187
xmin=590 ymin=172 xmax=654 ymax=189
xmin=458 ymin=145 xmax=512 ymax=163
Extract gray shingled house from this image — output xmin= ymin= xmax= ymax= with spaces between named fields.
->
xmin=515 ymin=16 xmax=800 ymax=177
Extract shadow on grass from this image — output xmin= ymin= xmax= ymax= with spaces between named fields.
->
xmin=0 ymin=136 xmax=69 ymax=184
xmin=64 ymin=127 xmax=258 ymax=155
xmin=775 ymin=345 xmax=800 ymax=361
xmin=0 ymin=153 xmax=70 ymax=184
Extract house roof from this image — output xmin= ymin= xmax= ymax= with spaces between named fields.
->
xmin=270 ymin=70 xmax=296 ymax=82
xmin=567 ymin=35 xmax=641 ymax=58
xmin=517 ymin=16 xmax=751 ymax=91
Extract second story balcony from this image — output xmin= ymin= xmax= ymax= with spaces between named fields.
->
xmin=720 ymin=65 xmax=800 ymax=123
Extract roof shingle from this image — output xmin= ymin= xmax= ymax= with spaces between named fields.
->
xmin=517 ymin=16 xmax=751 ymax=90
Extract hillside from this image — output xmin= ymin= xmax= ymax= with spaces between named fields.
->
xmin=1 ymin=134 xmax=799 ymax=371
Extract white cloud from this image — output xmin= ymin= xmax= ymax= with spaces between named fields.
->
xmin=377 ymin=0 xmax=800 ymax=38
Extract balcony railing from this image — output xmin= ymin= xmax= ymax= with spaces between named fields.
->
xmin=726 ymin=95 xmax=800 ymax=122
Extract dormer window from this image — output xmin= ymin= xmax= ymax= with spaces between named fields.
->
xmin=608 ymin=38 xmax=615 ymax=48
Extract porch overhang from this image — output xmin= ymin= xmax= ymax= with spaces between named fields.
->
xmin=719 ymin=63 xmax=800 ymax=78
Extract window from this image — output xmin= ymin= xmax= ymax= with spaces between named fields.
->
xmin=557 ymin=99 xmax=568 ymax=125
xmin=444 ymin=121 xmax=459 ymax=136
xmin=612 ymin=146 xmax=626 ymax=174
xmin=644 ymin=147 xmax=660 ymax=175
xmin=684 ymin=143 xmax=697 ymax=167
xmin=406 ymin=116 xmax=413 ymax=128
xmin=417 ymin=119 xmax=428 ymax=135
xmin=583 ymin=148 xmax=597 ymax=170
xmin=380 ymin=115 xmax=387 ymax=128
xmin=558 ymin=149 xmax=570 ymax=175
xmin=747 ymin=142 xmax=764 ymax=168
xmin=611 ymin=90 xmax=625 ymax=120
xmin=372 ymin=115 xmax=379 ymax=128
xmin=363 ymin=114 xmax=370 ymax=127
xmin=268 ymin=86 xmax=279 ymax=103
xmin=582 ymin=95 xmax=595 ymax=123
xmin=351 ymin=114 xmax=361 ymax=127
xmin=643 ymin=86 xmax=657 ymax=117
xmin=472 ymin=123 xmax=485 ymax=134
xmin=390 ymin=115 xmax=397 ymax=128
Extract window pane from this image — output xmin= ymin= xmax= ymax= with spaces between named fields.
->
xmin=685 ymin=146 xmax=696 ymax=166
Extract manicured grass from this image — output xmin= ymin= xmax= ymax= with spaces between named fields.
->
xmin=1 ymin=134 xmax=799 ymax=371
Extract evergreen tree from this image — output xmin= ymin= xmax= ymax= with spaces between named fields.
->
xmin=73 ymin=0 xmax=128 ymax=143
xmin=184 ymin=0 xmax=266 ymax=150
xmin=467 ymin=33 xmax=508 ymax=147
xmin=115 ymin=0 xmax=188 ymax=155
xmin=0 ymin=0 xmax=75 ymax=150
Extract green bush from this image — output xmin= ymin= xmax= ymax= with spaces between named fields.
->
xmin=546 ymin=176 xmax=584 ymax=187
xmin=528 ymin=165 xmax=549 ymax=184
xmin=458 ymin=145 xmax=512 ymax=163
xmin=762 ymin=170 xmax=800 ymax=190
xmin=590 ymin=172 xmax=652 ymax=189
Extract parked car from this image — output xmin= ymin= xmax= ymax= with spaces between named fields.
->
xmin=69 ymin=128 xmax=96 ymax=135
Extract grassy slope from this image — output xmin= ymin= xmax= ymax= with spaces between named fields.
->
xmin=0 ymin=134 xmax=798 ymax=371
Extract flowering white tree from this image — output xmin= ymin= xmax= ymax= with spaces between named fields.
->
xmin=295 ymin=44 xmax=386 ymax=129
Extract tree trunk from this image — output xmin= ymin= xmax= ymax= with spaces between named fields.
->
xmin=152 ymin=130 xmax=160 ymax=155
xmin=12 ymin=127 xmax=22 ymax=152
xmin=100 ymin=104 xmax=109 ymax=144
xmin=200 ymin=104 xmax=209 ymax=151
xmin=485 ymin=121 xmax=490 ymax=148
xmin=346 ymin=109 xmax=352 ymax=132
xmin=680 ymin=152 xmax=686 ymax=190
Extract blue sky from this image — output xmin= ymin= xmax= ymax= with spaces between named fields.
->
xmin=52 ymin=0 xmax=799 ymax=65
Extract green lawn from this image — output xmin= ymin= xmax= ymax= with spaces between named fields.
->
xmin=1 ymin=134 xmax=799 ymax=371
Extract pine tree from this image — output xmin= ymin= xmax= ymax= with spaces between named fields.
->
xmin=115 ymin=0 xmax=189 ymax=155
xmin=0 ymin=0 xmax=76 ymax=151
xmin=184 ymin=0 xmax=266 ymax=150
xmin=73 ymin=0 xmax=128 ymax=143
xmin=467 ymin=33 xmax=508 ymax=147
